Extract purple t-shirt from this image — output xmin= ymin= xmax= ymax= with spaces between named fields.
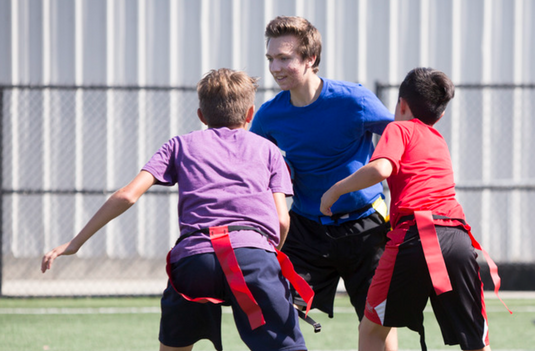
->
xmin=142 ymin=127 xmax=293 ymax=263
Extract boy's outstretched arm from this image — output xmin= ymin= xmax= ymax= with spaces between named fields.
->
xmin=320 ymin=158 xmax=393 ymax=216
xmin=273 ymin=192 xmax=290 ymax=250
xmin=41 ymin=170 xmax=157 ymax=273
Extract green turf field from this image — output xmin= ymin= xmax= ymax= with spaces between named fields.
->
xmin=0 ymin=294 xmax=533 ymax=351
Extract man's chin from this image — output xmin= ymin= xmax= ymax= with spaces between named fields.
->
xmin=273 ymin=79 xmax=290 ymax=91
xmin=275 ymin=83 xmax=291 ymax=91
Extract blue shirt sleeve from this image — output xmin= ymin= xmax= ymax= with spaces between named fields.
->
xmin=360 ymin=88 xmax=394 ymax=135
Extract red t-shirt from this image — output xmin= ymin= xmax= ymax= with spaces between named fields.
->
xmin=370 ymin=118 xmax=465 ymax=228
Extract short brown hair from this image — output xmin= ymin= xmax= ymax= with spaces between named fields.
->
xmin=197 ymin=68 xmax=259 ymax=128
xmin=399 ymin=67 xmax=455 ymax=125
xmin=265 ymin=16 xmax=322 ymax=73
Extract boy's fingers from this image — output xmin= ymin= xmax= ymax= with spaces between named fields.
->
xmin=41 ymin=243 xmax=73 ymax=272
xmin=41 ymin=255 xmax=50 ymax=273
xmin=319 ymin=203 xmax=332 ymax=216
xmin=319 ymin=196 xmax=333 ymax=216
xmin=41 ymin=252 xmax=57 ymax=273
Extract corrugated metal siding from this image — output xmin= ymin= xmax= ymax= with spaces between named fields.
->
xmin=4 ymin=0 xmax=533 ymax=87
xmin=1 ymin=0 xmax=535 ymax=267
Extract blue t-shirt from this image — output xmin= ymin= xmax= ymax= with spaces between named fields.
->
xmin=250 ymin=78 xmax=393 ymax=221
xmin=142 ymin=127 xmax=293 ymax=262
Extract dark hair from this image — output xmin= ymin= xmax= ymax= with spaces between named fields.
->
xmin=197 ymin=68 xmax=259 ymax=128
xmin=398 ymin=68 xmax=455 ymax=125
xmin=265 ymin=16 xmax=322 ymax=73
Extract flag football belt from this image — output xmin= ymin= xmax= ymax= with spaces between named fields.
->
xmin=167 ymin=225 xmax=319 ymax=331
xmin=319 ymin=197 xmax=389 ymax=225
xmin=398 ymin=212 xmax=511 ymax=313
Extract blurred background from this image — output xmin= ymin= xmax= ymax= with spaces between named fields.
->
xmin=1 ymin=0 xmax=534 ymax=297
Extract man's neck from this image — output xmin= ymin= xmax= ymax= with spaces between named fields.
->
xmin=290 ymin=75 xmax=323 ymax=107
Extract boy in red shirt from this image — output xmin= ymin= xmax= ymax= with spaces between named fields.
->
xmin=320 ymin=68 xmax=496 ymax=351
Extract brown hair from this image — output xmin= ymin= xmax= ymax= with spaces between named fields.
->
xmin=399 ymin=67 xmax=455 ymax=125
xmin=265 ymin=16 xmax=322 ymax=73
xmin=197 ymin=68 xmax=259 ymax=128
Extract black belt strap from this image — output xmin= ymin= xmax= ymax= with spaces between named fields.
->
xmin=297 ymin=308 xmax=321 ymax=333
xmin=398 ymin=214 xmax=466 ymax=226
xmin=419 ymin=325 xmax=427 ymax=351
xmin=330 ymin=202 xmax=373 ymax=221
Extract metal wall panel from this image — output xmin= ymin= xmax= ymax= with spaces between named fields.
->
xmin=4 ymin=0 xmax=535 ymax=86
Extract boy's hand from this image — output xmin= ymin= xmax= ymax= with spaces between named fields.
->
xmin=41 ymin=241 xmax=79 ymax=273
xmin=320 ymin=187 xmax=340 ymax=216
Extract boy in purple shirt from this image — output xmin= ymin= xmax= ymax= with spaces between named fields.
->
xmin=41 ymin=68 xmax=308 ymax=351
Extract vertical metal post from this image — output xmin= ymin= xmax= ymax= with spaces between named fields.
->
xmin=0 ymin=88 xmax=4 ymax=296
xmin=374 ymin=81 xmax=382 ymax=103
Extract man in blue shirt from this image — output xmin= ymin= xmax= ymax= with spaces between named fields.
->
xmin=250 ymin=16 xmax=397 ymax=350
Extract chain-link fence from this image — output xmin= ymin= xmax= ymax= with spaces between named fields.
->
xmin=0 ymin=85 xmax=279 ymax=297
xmin=376 ymin=83 xmax=535 ymax=290
xmin=2 ymin=83 xmax=535 ymax=297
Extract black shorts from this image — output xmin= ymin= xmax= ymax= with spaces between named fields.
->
xmin=281 ymin=210 xmax=389 ymax=320
xmin=365 ymin=225 xmax=488 ymax=350
xmin=159 ymin=248 xmax=306 ymax=351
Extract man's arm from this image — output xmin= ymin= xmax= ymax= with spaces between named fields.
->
xmin=41 ymin=170 xmax=156 ymax=272
xmin=320 ymin=158 xmax=393 ymax=216
xmin=360 ymin=88 xmax=395 ymax=135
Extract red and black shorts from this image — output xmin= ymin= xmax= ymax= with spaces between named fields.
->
xmin=365 ymin=224 xmax=489 ymax=350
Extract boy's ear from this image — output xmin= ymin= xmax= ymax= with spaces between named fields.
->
xmin=398 ymin=98 xmax=408 ymax=114
xmin=245 ymin=105 xmax=255 ymax=124
xmin=399 ymin=98 xmax=414 ymax=118
xmin=436 ymin=110 xmax=446 ymax=123
xmin=197 ymin=108 xmax=208 ymax=125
